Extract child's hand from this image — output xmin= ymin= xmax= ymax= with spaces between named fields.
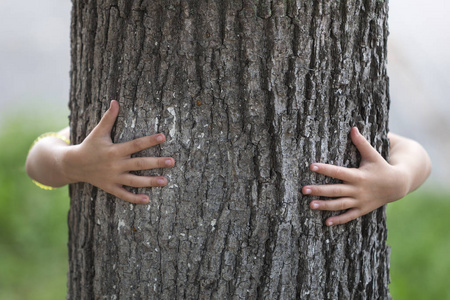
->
xmin=302 ymin=127 xmax=408 ymax=226
xmin=64 ymin=100 xmax=175 ymax=204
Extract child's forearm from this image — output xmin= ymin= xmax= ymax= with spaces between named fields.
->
xmin=388 ymin=132 xmax=432 ymax=195
xmin=25 ymin=127 xmax=75 ymax=188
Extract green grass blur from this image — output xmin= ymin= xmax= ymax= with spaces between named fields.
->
xmin=387 ymin=190 xmax=450 ymax=300
xmin=0 ymin=108 xmax=449 ymax=299
xmin=0 ymin=107 xmax=69 ymax=300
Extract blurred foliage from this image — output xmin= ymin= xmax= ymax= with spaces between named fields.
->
xmin=387 ymin=190 xmax=450 ymax=300
xmin=0 ymin=107 xmax=69 ymax=300
xmin=0 ymin=107 xmax=449 ymax=299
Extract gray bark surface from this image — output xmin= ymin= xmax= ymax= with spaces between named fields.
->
xmin=68 ymin=1 xmax=391 ymax=299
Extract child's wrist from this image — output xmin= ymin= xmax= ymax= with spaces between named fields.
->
xmin=60 ymin=145 xmax=82 ymax=185
xmin=392 ymin=165 xmax=411 ymax=200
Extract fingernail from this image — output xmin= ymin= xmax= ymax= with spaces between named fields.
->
xmin=311 ymin=202 xmax=319 ymax=209
xmin=157 ymin=178 xmax=166 ymax=185
xmin=311 ymin=165 xmax=319 ymax=171
xmin=327 ymin=221 xmax=333 ymax=226
xmin=165 ymin=159 xmax=173 ymax=166
xmin=141 ymin=196 xmax=149 ymax=203
xmin=304 ymin=188 xmax=311 ymax=194
xmin=156 ymin=135 xmax=164 ymax=142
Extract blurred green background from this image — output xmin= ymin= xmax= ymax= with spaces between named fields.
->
xmin=0 ymin=106 xmax=69 ymax=300
xmin=0 ymin=107 xmax=449 ymax=300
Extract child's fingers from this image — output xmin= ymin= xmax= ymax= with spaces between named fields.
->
xmin=351 ymin=127 xmax=382 ymax=162
xmin=324 ymin=208 xmax=361 ymax=226
xmin=117 ymin=134 xmax=166 ymax=155
xmin=124 ymin=157 xmax=175 ymax=171
xmin=302 ymin=184 xmax=354 ymax=198
xmin=121 ymin=174 xmax=168 ymax=188
xmin=92 ymin=100 xmax=120 ymax=137
xmin=111 ymin=186 xmax=150 ymax=204
xmin=309 ymin=198 xmax=356 ymax=211
xmin=310 ymin=163 xmax=357 ymax=182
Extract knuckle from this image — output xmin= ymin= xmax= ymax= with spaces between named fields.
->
xmin=135 ymin=159 xmax=147 ymax=170
xmin=354 ymin=171 xmax=365 ymax=182
xmin=335 ymin=214 xmax=350 ymax=225
xmin=309 ymin=186 xmax=319 ymax=195
xmin=102 ymin=184 xmax=115 ymax=194
xmin=122 ymin=194 xmax=137 ymax=203
xmin=110 ymin=189 xmax=125 ymax=200
xmin=333 ymin=167 xmax=343 ymax=178
xmin=158 ymin=158 xmax=168 ymax=168
xmin=132 ymin=138 xmax=146 ymax=150
xmin=317 ymin=201 xmax=326 ymax=210
xmin=129 ymin=196 xmax=141 ymax=204
xmin=106 ymin=146 xmax=119 ymax=158
xmin=146 ymin=177 xmax=157 ymax=187
xmin=126 ymin=177 xmax=138 ymax=187
xmin=334 ymin=218 xmax=345 ymax=226
xmin=106 ymin=160 xmax=119 ymax=173
xmin=332 ymin=186 xmax=343 ymax=195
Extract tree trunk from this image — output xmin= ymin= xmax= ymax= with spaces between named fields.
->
xmin=68 ymin=1 xmax=391 ymax=299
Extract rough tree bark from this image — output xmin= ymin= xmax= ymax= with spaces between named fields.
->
xmin=68 ymin=1 xmax=391 ymax=299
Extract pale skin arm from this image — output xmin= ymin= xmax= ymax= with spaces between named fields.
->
xmin=302 ymin=127 xmax=432 ymax=226
xmin=26 ymin=100 xmax=175 ymax=204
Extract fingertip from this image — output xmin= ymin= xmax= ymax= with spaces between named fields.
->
xmin=310 ymin=201 xmax=319 ymax=209
xmin=302 ymin=186 xmax=312 ymax=195
xmin=157 ymin=177 xmax=168 ymax=186
xmin=310 ymin=163 xmax=319 ymax=172
xmin=110 ymin=99 xmax=119 ymax=108
xmin=155 ymin=133 xmax=166 ymax=143
xmin=165 ymin=158 xmax=175 ymax=167
xmin=351 ymin=127 xmax=363 ymax=143
xmin=94 ymin=101 xmax=120 ymax=135
xmin=109 ymin=100 xmax=120 ymax=115
xmin=350 ymin=127 xmax=381 ymax=162
xmin=128 ymin=193 xmax=150 ymax=204
xmin=326 ymin=209 xmax=360 ymax=226
xmin=350 ymin=127 xmax=366 ymax=146
xmin=139 ymin=195 xmax=150 ymax=204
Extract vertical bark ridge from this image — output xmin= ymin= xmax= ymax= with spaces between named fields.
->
xmin=68 ymin=1 xmax=100 ymax=298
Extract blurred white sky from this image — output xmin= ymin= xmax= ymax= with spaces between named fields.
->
xmin=0 ymin=1 xmax=71 ymax=113
xmin=0 ymin=0 xmax=449 ymax=186
xmin=387 ymin=0 xmax=450 ymax=187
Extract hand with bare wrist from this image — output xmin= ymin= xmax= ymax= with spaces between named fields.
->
xmin=302 ymin=127 xmax=431 ymax=226
xmin=26 ymin=100 xmax=175 ymax=204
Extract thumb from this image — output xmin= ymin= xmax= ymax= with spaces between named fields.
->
xmin=351 ymin=127 xmax=382 ymax=162
xmin=91 ymin=100 xmax=119 ymax=137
